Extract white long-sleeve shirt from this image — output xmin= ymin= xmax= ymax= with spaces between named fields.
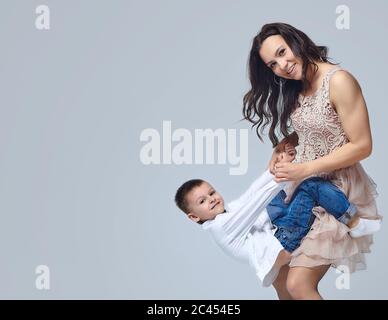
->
xmin=202 ymin=170 xmax=288 ymax=287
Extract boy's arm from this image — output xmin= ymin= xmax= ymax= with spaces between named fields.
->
xmin=228 ymin=170 xmax=278 ymax=211
xmin=223 ymin=170 xmax=285 ymax=242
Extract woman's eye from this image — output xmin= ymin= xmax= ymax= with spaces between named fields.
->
xmin=280 ymin=49 xmax=285 ymax=55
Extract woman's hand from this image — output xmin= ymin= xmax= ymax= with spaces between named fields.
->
xmin=269 ymin=143 xmax=297 ymax=174
xmin=274 ymin=162 xmax=311 ymax=182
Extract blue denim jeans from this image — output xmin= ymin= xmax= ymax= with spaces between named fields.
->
xmin=267 ymin=177 xmax=356 ymax=252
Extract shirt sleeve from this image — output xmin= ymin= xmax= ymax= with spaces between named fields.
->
xmin=222 ymin=170 xmax=285 ymax=247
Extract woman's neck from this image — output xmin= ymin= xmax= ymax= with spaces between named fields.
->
xmin=306 ymin=61 xmax=326 ymax=84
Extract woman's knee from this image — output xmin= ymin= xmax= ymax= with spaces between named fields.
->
xmin=286 ymin=270 xmax=320 ymax=299
xmin=286 ymin=275 xmax=310 ymax=299
xmin=286 ymin=265 xmax=329 ymax=299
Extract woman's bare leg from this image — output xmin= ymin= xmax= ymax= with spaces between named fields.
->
xmin=271 ymin=250 xmax=293 ymax=300
xmin=272 ymin=265 xmax=293 ymax=300
xmin=286 ymin=265 xmax=330 ymax=300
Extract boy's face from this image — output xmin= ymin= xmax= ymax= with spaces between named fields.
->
xmin=186 ymin=182 xmax=225 ymax=223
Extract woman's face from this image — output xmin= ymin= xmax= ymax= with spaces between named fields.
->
xmin=259 ymin=35 xmax=303 ymax=80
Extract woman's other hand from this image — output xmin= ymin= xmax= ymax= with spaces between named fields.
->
xmin=274 ymin=162 xmax=311 ymax=182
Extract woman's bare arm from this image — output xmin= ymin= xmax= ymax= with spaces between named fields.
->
xmin=308 ymin=70 xmax=372 ymax=173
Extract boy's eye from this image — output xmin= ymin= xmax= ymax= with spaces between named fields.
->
xmin=210 ymin=191 xmax=215 ymax=195
xmin=200 ymin=199 xmax=205 ymax=204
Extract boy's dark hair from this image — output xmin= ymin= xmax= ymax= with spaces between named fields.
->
xmin=175 ymin=179 xmax=205 ymax=214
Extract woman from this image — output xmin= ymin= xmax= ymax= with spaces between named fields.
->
xmin=243 ymin=23 xmax=381 ymax=299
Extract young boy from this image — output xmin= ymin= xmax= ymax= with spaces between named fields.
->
xmin=174 ymin=145 xmax=381 ymax=290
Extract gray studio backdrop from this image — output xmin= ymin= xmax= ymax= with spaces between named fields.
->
xmin=0 ymin=0 xmax=387 ymax=299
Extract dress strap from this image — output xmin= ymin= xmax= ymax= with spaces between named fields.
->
xmin=323 ymin=66 xmax=343 ymax=87
xmin=322 ymin=66 xmax=343 ymax=99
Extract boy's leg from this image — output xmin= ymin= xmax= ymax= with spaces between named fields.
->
xmin=302 ymin=178 xmax=356 ymax=225
xmin=271 ymin=185 xmax=318 ymax=252
xmin=273 ymin=178 xmax=380 ymax=251
xmin=311 ymin=181 xmax=381 ymax=237
xmin=278 ymin=183 xmax=317 ymax=229
xmin=266 ymin=190 xmax=288 ymax=223
xmin=272 ymin=178 xmax=354 ymax=252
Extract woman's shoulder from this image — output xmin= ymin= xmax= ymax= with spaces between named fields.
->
xmin=328 ymin=69 xmax=362 ymax=110
xmin=329 ymin=68 xmax=360 ymax=91
xmin=329 ymin=69 xmax=362 ymax=101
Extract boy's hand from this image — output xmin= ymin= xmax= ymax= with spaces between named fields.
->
xmin=268 ymin=134 xmax=298 ymax=174
xmin=269 ymin=149 xmax=284 ymax=174
xmin=284 ymin=143 xmax=296 ymax=161
xmin=275 ymin=144 xmax=297 ymax=167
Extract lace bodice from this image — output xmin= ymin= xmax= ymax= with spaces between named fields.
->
xmin=291 ymin=66 xmax=349 ymax=163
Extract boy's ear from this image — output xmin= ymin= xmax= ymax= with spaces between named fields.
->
xmin=187 ymin=213 xmax=201 ymax=223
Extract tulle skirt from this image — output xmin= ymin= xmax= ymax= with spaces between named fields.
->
xmin=285 ymin=162 xmax=380 ymax=272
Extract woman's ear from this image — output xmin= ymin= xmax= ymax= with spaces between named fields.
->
xmin=187 ymin=213 xmax=200 ymax=223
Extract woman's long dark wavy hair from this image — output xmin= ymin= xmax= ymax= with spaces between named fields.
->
xmin=243 ymin=23 xmax=336 ymax=147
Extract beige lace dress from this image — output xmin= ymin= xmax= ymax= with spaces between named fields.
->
xmin=286 ymin=66 xmax=380 ymax=272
